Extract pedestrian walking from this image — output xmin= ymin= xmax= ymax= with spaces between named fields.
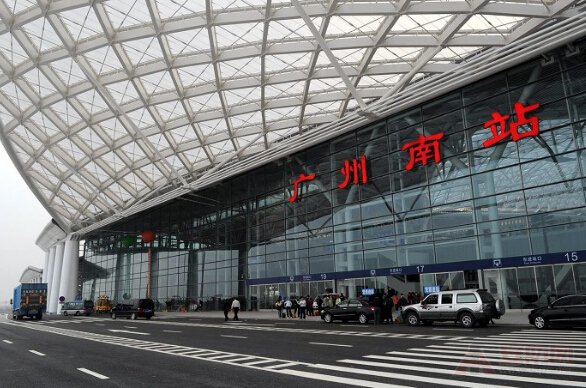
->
xmin=223 ymin=298 xmax=232 ymax=321
xmin=231 ymin=297 xmax=241 ymax=321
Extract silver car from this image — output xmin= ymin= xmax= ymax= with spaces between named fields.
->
xmin=402 ymin=289 xmax=505 ymax=328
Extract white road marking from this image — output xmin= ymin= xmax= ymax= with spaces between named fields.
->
xmin=124 ymin=326 xmax=138 ymax=329
xmin=108 ymin=329 xmax=149 ymax=335
xmin=94 ymin=323 xmax=105 ymax=326
xmin=28 ymin=350 xmax=45 ymax=356
xmin=278 ymin=368 xmax=398 ymax=388
xmin=221 ymin=335 xmax=247 ymax=339
xmin=309 ymin=342 xmax=353 ymax=348
xmin=339 ymin=358 xmax=586 ymax=386
xmin=388 ymin=349 xmax=586 ymax=367
xmin=2 ymin=340 xmax=13 ymax=344
xmin=163 ymin=330 xmax=182 ymax=333
xmin=432 ymin=328 xmax=473 ymax=331
xmin=312 ymin=362 xmax=518 ymax=388
xmin=77 ymin=368 xmax=109 ymax=380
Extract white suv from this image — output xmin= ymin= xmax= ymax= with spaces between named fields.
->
xmin=402 ymin=289 xmax=505 ymax=328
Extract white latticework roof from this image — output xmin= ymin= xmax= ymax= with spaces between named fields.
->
xmin=0 ymin=0 xmax=585 ymax=234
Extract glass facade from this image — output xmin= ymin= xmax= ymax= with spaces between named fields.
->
xmin=81 ymin=38 xmax=586 ymax=311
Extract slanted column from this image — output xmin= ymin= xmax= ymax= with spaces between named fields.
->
xmin=49 ymin=242 xmax=65 ymax=313
xmin=58 ymin=237 xmax=79 ymax=314
xmin=42 ymin=250 xmax=49 ymax=283
xmin=45 ymin=246 xmax=56 ymax=308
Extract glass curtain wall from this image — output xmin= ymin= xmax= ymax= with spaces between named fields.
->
xmin=81 ymin=39 xmax=586 ymax=309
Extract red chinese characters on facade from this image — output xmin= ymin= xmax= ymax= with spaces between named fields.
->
xmin=289 ymin=173 xmax=316 ymax=203
xmin=289 ymin=156 xmax=370 ymax=202
xmin=402 ymin=132 xmax=445 ymax=171
xmin=338 ymin=155 xmax=368 ymax=189
xmin=483 ymin=102 xmax=541 ymax=148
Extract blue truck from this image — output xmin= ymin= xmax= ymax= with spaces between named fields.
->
xmin=12 ymin=283 xmax=47 ymax=320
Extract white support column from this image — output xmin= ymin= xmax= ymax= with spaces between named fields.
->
xmin=49 ymin=242 xmax=65 ymax=314
xmin=42 ymin=250 xmax=49 ymax=283
xmin=45 ymin=246 xmax=56 ymax=308
xmin=58 ymin=237 xmax=79 ymax=314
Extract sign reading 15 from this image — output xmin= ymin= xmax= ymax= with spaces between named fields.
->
xmin=565 ymin=252 xmax=579 ymax=262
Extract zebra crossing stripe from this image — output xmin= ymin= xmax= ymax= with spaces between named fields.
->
xmin=386 ymin=349 xmax=586 ymax=368
xmin=471 ymin=337 xmax=586 ymax=347
xmin=276 ymin=368 xmax=400 ymax=388
xmin=336 ymin=358 xmax=585 ymax=387
xmin=415 ymin=346 xmax=586 ymax=361
xmin=448 ymin=340 xmax=586 ymax=350
xmin=310 ymin=362 xmax=519 ymax=388
xmin=429 ymin=344 xmax=586 ymax=356
xmin=356 ymin=355 xmax=586 ymax=383
xmin=499 ymin=333 xmax=586 ymax=340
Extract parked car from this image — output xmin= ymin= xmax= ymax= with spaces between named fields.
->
xmin=111 ymin=298 xmax=155 ymax=320
xmin=402 ymin=289 xmax=505 ymax=328
xmin=61 ymin=300 xmax=94 ymax=316
xmin=528 ymin=294 xmax=586 ymax=329
xmin=321 ymin=299 xmax=378 ymax=324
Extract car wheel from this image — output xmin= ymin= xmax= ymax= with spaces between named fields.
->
xmin=358 ymin=313 xmax=368 ymax=324
xmin=406 ymin=311 xmax=420 ymax=326
xmin=533 ymin=315 xmax=548 ymax=330
xmin=63 ymin=311 xmax=68 ymax=316
xmin=323 ymin=313 xmax=333 ymax=323
xmin=75 ymin=311 xmax=80 ymax=316
xmin=111 ymin=313 xmax=116 ymax=319
xmin=131 ymin=313 xmax=137 ymax=320
xmin=460 ymin=312 xmax=475 ymax=328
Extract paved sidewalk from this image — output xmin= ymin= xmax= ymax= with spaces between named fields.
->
xmin=156 ymin=308 xmax=532 ymax=326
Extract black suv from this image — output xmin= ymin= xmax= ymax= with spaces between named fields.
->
xmin=111 ymin=298 xmax=155 ymax=320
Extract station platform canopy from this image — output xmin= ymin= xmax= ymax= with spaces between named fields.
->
xmin=0 ymin=0 xmax=584 ymax=235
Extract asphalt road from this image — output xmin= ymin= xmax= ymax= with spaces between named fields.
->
xmin=1 ymin=313 xmax=585 ymax=387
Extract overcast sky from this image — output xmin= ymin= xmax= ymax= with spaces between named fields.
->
xmin=0 ymin=147 xmax=50 ymax=305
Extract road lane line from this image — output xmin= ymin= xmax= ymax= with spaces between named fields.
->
xmin=28 ymin=350 xmax=45 ymax=356
xmin=313 ymin=362 xmax=518 ymax=388
xmin=265 ymin=362 xmax=298 ymax=370
xmin=309 ymin=342 xmax=352 ymax=348
xmin=278 ymin=368 xmax=398 ymax=388
xmin=221 ymin=335 xmax=248 ymax=339
xmin=385 ymin=349 xmax=586 ymax=367
xmin=163 ymin=330 xmax=182 ymax=333
xmin=124 ymin=326 xmax=138 ymax=329
xmin=77 ymin=368 xmax=109 ymax=380
xmin=362 ymin=354 xmax=586 ymax=377
xmin=108 ymin=329 xmax=150 ymax=335
xmin=432 ymin=328 xmax=473 ymax=331
xmin=2 ymin=340 xmax=13 ymax=344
